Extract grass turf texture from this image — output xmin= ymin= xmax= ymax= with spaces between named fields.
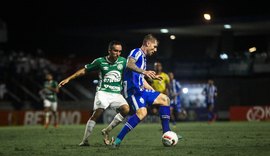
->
xmin=0 ymin=122 xmax=269 ymax=156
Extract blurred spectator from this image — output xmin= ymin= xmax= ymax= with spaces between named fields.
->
xmin=39 ymin=73 xmax=59 ymax=128
xmin=202 ymin=79 xmax=218 ymax=123
xmin=149 ymin=61 xmax=170 ymax=115
xmin=168 ymin=72 xmax=187 ymax=127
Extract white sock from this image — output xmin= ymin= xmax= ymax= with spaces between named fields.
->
xmin=45 ymin=112 xmax=50 ymax=125
xmin=104 ymin=113 xmax=124 ymax=132
xmin=82 ymin=120 xmax=96 ymax=142
xmin=54 ymin=113 xmax=58 ymax=124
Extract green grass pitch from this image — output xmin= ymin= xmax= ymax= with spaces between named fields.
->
xmin=0 ymin=122 xmax=269 ymax=156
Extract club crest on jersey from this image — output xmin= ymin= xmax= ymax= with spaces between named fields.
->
xmin=139 ymin=97 xmax=144 ymax=104
xmin=117 ymin=64 xmax=123 ymax=70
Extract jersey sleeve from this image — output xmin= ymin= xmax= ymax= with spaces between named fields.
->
xmin=84 ymin=58 xmax=100 ymax=72
xmin=128 ymin=49 xmax=140 ymax=61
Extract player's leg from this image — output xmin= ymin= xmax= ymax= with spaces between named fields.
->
xmin=51 ymin=101 xmax=58 ymax=128
xmin=170 ymin=106 xmax=176 ymax=127
xmin=112 ymin=90 xmax=160 ymax=147
xmin=101 ymin=106 xmax=129 ymax=143
xmin=101 ymin=94 xmax=130 ymax=145
xmin=208 ymin=103 xmax=216 ymax=123
xmin=79 ymin=108 xmax=104 ymax=146
xmin=43 ymin=99 xmax=51 ymax=129
xmin=44 ymin=107 xmax=50 ymax=129
xmin=79 ymin=91 xmax=108 ymax=146
xmin=152 ymin=93 xmax=171 ymax=133
xmin=113 ymin=107 xmax=147 ymax=147
xmin=207 ymin=103 xmax=214 ymax=122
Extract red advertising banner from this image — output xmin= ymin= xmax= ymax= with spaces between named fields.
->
xmin=0 ymin=110 xmax=92 ymax=126
xmin=230 ymin=106 xmax=270 ymax=121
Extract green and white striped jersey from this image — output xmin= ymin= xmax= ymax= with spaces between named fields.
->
xmin=43 ymin=80 xmax=58 ymax=102
xmin=85 ymin=56 xmax=126 ymax=94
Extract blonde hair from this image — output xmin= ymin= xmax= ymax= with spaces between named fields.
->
xmin=142 ymin=34 xmax=159 ymax=45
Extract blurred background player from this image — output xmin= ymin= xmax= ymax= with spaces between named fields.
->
xmin=149 ymin=61 xmax=170 ymax=115
xmin=58 ymin=40 xmax=130 ymax=146
xmin=112 ymin=34 xmax=180 ymax=147
xmin=168 ymin=72 xmax=187 ymax=128
xmin=202 ymin=79 xmax=218 ymax=123
xmin=39 ymin=73 xmax=59 ymax=129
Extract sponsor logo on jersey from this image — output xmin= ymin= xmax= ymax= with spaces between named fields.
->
xmin=103 ymin=66 xmax=109 ymax=70
xmin=103 ymin=70 xmax=121 ymax=83
xmin=104 ymin=85 xmax=121 ymax=91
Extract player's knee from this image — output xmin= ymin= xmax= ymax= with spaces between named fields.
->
xmin=154 ymin=94 xmax=170 ymax=106
xmin=160 ymin=94 xmax=170 ymax=106
xmin=90 ymin=108 xmax=104 ymax=121
xmin=120 ymin=104 xmax=130 ymax=116
xmin=136 ymin=108 xmax=147 ymax=120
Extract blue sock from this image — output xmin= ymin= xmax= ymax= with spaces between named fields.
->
xmin=116 ymin=114 xmax=141 ymax=141
xmin=159 ymin=106 xmax=171 ymax=133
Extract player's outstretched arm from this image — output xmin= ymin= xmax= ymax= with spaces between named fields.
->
xmin=58 ymin=68 xmax=86 ymax=87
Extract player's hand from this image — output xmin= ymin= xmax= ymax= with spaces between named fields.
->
xmin=142 ymin=70 xmax=156 ymax=79
xmin=154 ymin=75 xmax=163 ymax=81
xmin=58 ymin=79 xmax=69 ymax=88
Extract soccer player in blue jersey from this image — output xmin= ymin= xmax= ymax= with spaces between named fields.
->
xmin=112 ymin=34 xmax=178 ymax=147
xmin=168 ymin=72 xmax=187 ymax=127
xmin=202 ymin=79 xmax=218 ymax=123
xmin=59 ymin=41 xmax=130 ymax=146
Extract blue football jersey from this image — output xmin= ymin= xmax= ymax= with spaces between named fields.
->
xmin=170 ymin=79 xmax=182 ymax=105
xmin=124 ymin=48 xmax=146 ymax=97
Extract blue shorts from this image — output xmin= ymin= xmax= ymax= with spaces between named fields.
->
xmin=126 ymin=89 xmax=160 ymax=111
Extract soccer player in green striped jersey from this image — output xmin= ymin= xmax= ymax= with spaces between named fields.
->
xmin=59 ymin=40 xmax=130 ymax=146
xmin=39 ymin=73 xmax=59 ymax=129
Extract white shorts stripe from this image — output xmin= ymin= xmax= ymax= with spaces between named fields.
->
xmin=131 ymin=95 xmax=139 ymax=110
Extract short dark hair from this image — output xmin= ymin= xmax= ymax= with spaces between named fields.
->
xmin=108 ymin=40 xmax=122 ymax=51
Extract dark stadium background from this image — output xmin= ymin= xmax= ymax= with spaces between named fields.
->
xmin=1 ymin=0 xmax=270 ymax=123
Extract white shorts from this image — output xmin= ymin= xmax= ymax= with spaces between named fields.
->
xmin=44 ymin=99 xmax=57 ymax=112
xmin=93 ymin=91 xmax=128 ymax=110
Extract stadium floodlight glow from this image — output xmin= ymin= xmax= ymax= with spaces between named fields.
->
xmin=182 ymin=88 xmax=189 ymax=94
xmin=170 ymin=35 xmax=176 ymax=40
xmin=160 ymin=29 xmax=169 ymax=33
xmin=203 ymin=13 xmax=211 ymax=20
xmin=219 ymin=53 xmax=228 ymax=60
xmin=249 ymin=47 xmax=256 ymax=53
xmin=224 ymin=24 xmax=231 ymax=29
